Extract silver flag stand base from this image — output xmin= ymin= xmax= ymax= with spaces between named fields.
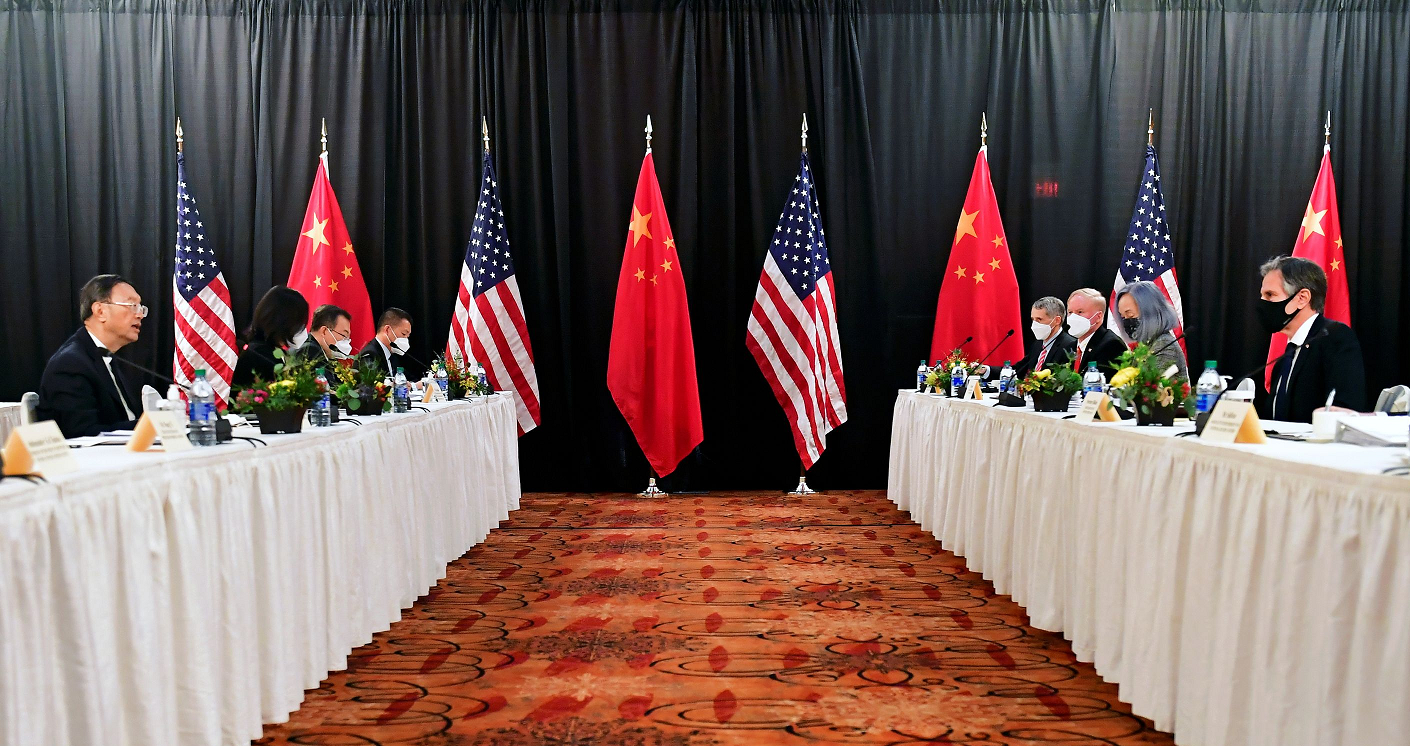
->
xmin=787 ymin=474 xmax=817 ymax=495
xmin=638 ymin=477 xmax=668 ymax=498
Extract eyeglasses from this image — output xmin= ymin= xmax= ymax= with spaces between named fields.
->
xmin=103 ymin=301 xmax=149 ymax=318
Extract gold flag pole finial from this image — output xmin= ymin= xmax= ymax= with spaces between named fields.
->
xmin=1147 ymin=108 xmax=1155 ymax=147
xmin=482 ymin=116 xmax=491 ymax=154
xmin=176 ymin=117 xmax=184 ymax=153
xmin=645 ymin=115 xmax=653 ymax=154
xmin=980 ymin=111 xmax=988 ymax=148
xmin=801 ymin=113 xmax=809 ymax=153
xmin=1324 ymin=110 xmax=1331 ymax=149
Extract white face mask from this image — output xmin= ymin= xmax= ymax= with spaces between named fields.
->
xmin=1031 ymin=320 xmax=1054 ymax=342
xmin=391 ymin=336 xmax=410 ymax=355
xmin=1066 ymin=313 xmax=1093 ymax=338
xmin=332 ymin=338 xmax=353 ymax=357
xmin=290 ymin=328 xmax=309 ymax=349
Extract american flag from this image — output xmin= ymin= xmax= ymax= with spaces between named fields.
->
xmin=448 ymin=150 xmax=541 ymax=434
xmin=746 ymin=152 xmax=847 ymax=468
xmin=172 ymin=150 xmax=238 ymax=406
xmin=1110 ymin=143 xmax=1185 ymax=348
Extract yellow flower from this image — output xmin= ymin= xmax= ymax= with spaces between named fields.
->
xmin=1035 ymin=369 xmax=1051 ymax=379
xmin=1109 ymin=367 xmax=1138 ymax=388
xmin=271 ymin=380 xmax=295 ymax=389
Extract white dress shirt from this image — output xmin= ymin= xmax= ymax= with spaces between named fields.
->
xmin=88 ymin=330 xmax=136 ymax=420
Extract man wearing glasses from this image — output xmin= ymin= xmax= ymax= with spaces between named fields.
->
xmin=37 ymin=274 xmax=146 ymax=437
xmin=297 ymin=304 xmax=354 ymax=363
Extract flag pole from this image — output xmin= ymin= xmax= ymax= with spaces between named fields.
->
xmin=636 ymin=112 xmax=665 ymax=499
xmin=176 ymin=117 xmax=184 ymax=154
xmin=788 ymin=111 xmax=818 ymax=497
xmin=320 ymin=117 xmax=330 ymax=179
xmin=483 ymin=116 xmax=491 ymax=154
xmin=1147 ymin=108 xmax=1155 ymax=147
xmin=1324 ymin=110 xmax=1331 ymax=153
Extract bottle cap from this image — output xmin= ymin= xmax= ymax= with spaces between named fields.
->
xmin=195 ymin=369 xmax=205 ymax=376
xmin=1003 ymin=360 xmax=1011 ymax=366
xmin=1205 ymin=360 xmax=1217 ymax=367
xmin=397 ymin=366 xmax=405 ymax=373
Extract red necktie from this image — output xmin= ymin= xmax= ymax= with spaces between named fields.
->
xmin=1073 ymin=347 xmax=1083 ymax=371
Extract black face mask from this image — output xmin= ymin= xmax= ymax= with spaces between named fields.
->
xmin=1256 ymin=296 xmax=1300 ymax=335
xmin=1121 ymin=317 xmax=1141 ymax=338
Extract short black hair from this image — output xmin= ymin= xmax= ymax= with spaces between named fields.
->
xmin=310 ymin=304 xmax=351 ymax=331
xmin=377 ymin=307 xmax=412 ymax=328
xmin=246 ymin=286 xmax=310 ymax=347
xmin=1260 ymin=255 xmax=1328 ymax=312
xmin=79 ymin=274 xmax=132 ymax=320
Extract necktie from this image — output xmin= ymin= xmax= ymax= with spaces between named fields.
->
xmin=1073 ymin=346 xmax=1083 ymax=371
xmin=1272 ymin=342 xmax=1299 ymax=421
xmin=102 ymin=354 xmax=136 ymax=420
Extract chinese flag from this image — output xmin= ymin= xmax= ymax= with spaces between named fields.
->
xmin=930 ymin=146 xmax=1025 ymax=365
xmin=1266 ymin=145 xmax=1351 ymax=386
xmin=606 ymin=152 xmax=703 ymax=477
xmin=288 ymin=153 xmax=375 ymax=350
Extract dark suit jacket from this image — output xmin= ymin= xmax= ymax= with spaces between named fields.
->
xmin=231 ymin=340 xmax=284 ymax=390
xmin=1071 ymin=327 xmax=1128 ymax=375
xmin=358 ymin=339 xmax=394 ymax=379
xmin=1259 ymin=316 xmax=1366 ymax=423
xmin=37 ymin=327 xmax=140 ymax=438
xmin=294 ymin=337 xmax=335 ymax=366
xmin=1013 ymin=330 xmax=1079 ymax=379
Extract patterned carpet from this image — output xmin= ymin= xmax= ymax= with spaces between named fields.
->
xmin=256 ymin=491 xmax=1174 ymax=745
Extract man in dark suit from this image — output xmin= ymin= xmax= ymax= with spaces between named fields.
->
xmin=37 ymin=275 xmax=146 ymax=437
xmin=358 ymin=307 xmax=413 ymax=378
xmin=1013 ymin=296 xmax=1078 ymax=378
xmin=1257 ymin=256 xmax=1365 ymax=423
xmin=1065 ymin=288 xmax=1128 ymax=375
xmin=296 ymin=304 xmax=353 ymax=364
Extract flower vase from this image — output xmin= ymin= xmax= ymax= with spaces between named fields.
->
xmin=1136 ymin=402 xmax=1176 ymax=427
xmin=255 ymin=406 xmax=307 ymax=434
xmin=1030 ymin=391 xmax=1073 ymax=413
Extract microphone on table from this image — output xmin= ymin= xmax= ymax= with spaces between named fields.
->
xmin=109 ymin=356 xmax=232 ymax=443
xmin=976 ymin=329 xmax=1016 ymax=370
xmin=954 ymin=335 xmax=974 ymax=352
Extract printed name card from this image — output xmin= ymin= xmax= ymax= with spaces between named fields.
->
xmin=128 ymin=411 xmax=194 ymax=453
xmin=2 ymin=421 xmax=81 ymax=477
xmin=1200 ymin=400 xmax=1268 ymax=444
xmin=1074 ymin=393 xmax=1120 ymax=423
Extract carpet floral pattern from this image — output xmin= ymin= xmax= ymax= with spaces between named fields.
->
xmin=256 ymin=491 xmax=1174 ymax=745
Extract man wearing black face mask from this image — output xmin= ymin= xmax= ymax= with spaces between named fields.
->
xmin=1257 ymin=256 xmax=1365 ymax=422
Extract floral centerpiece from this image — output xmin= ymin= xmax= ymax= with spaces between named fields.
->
xmin=230 ymin=348 xmax=326 ymax=433
xmin=434 ymin=354 xmax=489 ymax=399
xmin=923 ymin=348 xmax=980 ymax=394
xmin=1108 ymin=343 xmax=1193 ymax=426
xmin=332 ymin=357 xmax=391 ymax=415
xmin=1016 ymin=363 xmax=1084 ymax=412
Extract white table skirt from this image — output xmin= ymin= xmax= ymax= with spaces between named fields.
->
xmin=887 ymin=391 xmax=1410 ymax=746
xmin=0 ymin=396 xmax=520 ymax=746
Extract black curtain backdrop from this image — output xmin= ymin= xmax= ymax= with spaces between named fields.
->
xmin=2 ymin=0 xmax=1407 ymax=491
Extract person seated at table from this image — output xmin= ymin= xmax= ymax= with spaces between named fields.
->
xmin=297 ymin=304 xmax=354 ymax=363
xmin=1256 ymin=255 xmax=1365 ymax=422
xmin=1065 ymin=288 xmax=1127 ymax=374
xmin=1115 ymin=280 xmax=1188 ymax=380
xmin=37 ymin=274 xmax=145 ymax=437
xmin=1013 ymin=296 xmax=1077 ymax=378
xmin=232 ymin=286 xmax=310 ymax=388
xmin=359 ymin=307 xmax=412 ymax=378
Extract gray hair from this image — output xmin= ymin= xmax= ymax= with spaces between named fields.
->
xmin=1259 ymin=255 xmax=1327 ymax=312
xmin=1031 ymin=296 xmax=1066 ymax=319
xmin=1068 ymin=287 xmax=1105 ymax=306
xmin=1115 ymin=281 xmax=1179 ymax=343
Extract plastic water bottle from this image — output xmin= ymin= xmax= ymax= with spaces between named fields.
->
xmin=436 ymin=364 xmax=449 ymax=392
xmin=998 ymin=361 xmax=1016 ymax=396
xmin=313 ymin=368 xmax=332 ymax=426
xmin=476 ymin=362 xmax=492 ymax=394
xmin=949 ymin=363 xmax=965 ymax=397
xmin=1083 ymin=363 xmax=1105 ymax=399
xmin=1196 ymin=360 xmax=1223 ymax=414
xmin=393 ymin=367 xmax=410 ymax=413
xmin=187 ymin=369 xmax=217 ymax=446
xmin=916 ymin=360 xmax=928 ymax=393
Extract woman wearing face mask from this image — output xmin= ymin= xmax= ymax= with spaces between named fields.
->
xmin=1114 ymin=280 xmax=1188 ymax=380
xmin=232 ymin=285 xmax=311 ymax=388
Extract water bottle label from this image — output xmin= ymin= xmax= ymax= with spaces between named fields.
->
xmin=1196 ymin=393 xmax=1218 ymax=413
xmin=189 ymin=401 xmax=213 ymax=422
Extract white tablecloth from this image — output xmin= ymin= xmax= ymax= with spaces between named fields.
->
xmin=0 ymin=396 xmax=520 ymax=746
xmin=887 ymin=391 xmax=1410 ymax=746
xmin=0 ymin=403 xmax=20 ymax=446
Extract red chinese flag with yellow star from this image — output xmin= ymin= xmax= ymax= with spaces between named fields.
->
xmin=607 ymin=152 xmax=703 ymax=477
xmin=929 ymin=146 xmax=1025 ymax=365
xmin=1266 ymin=145 xmax=1351 ymax=385
xmin=288 ymin=153 xmax=375 ymax=350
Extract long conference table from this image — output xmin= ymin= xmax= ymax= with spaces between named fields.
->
xmin=888 ymin=391 xmax=1409 ymax=746
xmin=0 ymin=396 xmax=520 ymax=746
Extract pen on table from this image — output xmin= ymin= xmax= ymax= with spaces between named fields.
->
xmin=1324 ymin=388 xmax=1337 ymax=411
